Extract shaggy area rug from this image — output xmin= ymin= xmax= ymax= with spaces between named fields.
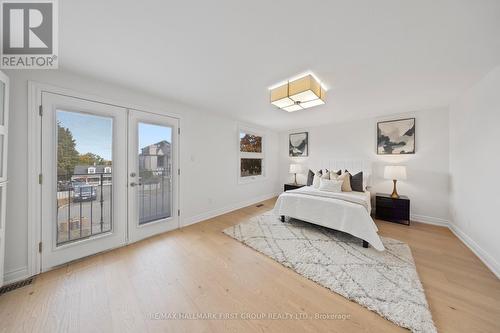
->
xmin=223 ymin=211 xmax=437 ymax=333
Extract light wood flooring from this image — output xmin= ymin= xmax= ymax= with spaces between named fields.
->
xmin=0 ymin=198 xmax=499 ymax=332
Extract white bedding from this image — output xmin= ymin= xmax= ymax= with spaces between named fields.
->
xmin=273 ymin=186 xmax=384 ymax=251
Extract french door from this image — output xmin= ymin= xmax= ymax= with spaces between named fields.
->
xmin=128 ymin=109 xmax=179 ymax=242
xmin=0 ymin=71 xmax=9 ymax=287
xmin=40 ymin=93 xmax=179 ymax=271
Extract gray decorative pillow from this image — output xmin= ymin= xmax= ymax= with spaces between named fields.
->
xmin=307 ymin=169 xmax=315 ymax=186
xmin=345 ymin=170 xmax=364 ymax=192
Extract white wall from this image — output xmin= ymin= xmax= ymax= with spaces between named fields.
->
xmin=4 ymin=69 xmax=280 ymax=282
xmin=449 ymin=66 xmax=500 ymax=277
xmin=279 ymin=107 xmax=450 ymax=224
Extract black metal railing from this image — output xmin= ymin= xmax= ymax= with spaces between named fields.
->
xmin=55 ymin=168 xmax=171 ymax=244
xmin=138 ymin=169 xmax=171 ymax=225
xmin=56 ymin=172 xmax=112 ymax=245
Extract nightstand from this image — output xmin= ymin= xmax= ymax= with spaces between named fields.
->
xmin=375 ymin=193 xmax=410 ymax=225
xmin=284 ymin=183 xmax=305 ymax=192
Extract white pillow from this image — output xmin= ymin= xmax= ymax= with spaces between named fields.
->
xmin=319 ymin=178 xmax=343 ymax=192
xmin=312 ymin=170 xmax=324 ymax=188
xmin=329 ymin=170 xmax=341 ymax=178
xmin=312 ymin=174 xmax=321 ymax=188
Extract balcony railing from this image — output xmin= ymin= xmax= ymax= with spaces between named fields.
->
xmin=55 ymin=169 xmax=172 ymax=245
xmin=56 ymin=172 xmax=112 ymax=245
xmin=138 ymin=169 xmax=171 ymax=225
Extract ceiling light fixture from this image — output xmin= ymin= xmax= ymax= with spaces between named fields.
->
xmin=270 ymin=73 xmax=326 ymax=112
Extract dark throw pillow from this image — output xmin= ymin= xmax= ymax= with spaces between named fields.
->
xmin=345 ymin=170 xmax=364 ymax=192
xmin=307 ymin=169 xmax=315 ymax=186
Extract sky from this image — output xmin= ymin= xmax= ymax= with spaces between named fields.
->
xmin=138 ymin=122 xmax=172 ymax=153
xmin=57 ymin=111 xmax=172 ymax=161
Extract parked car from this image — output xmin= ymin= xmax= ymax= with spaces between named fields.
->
xmin=57 ymin=180 xmax=72 ymax=192
xmin=72 ymin=182 xmax=97 ymax=201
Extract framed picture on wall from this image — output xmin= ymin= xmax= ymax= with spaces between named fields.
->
xmin=289 ymin=132 xmax=308 ymax=157
xmin=377 ymin=118 xmax=415 ymax=154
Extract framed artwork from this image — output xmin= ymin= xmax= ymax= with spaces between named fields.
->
xmin=289 ymin=132 xmax=308 ymax=157
xmin=377 ymin=118 xmax=415 ymax=155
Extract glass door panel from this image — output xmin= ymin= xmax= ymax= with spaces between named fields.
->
xmin=0 ymin=81 xmax=5 ymax=126
xmin=0 ymin=135 xmax=3 ymax=179
xmin=138 ymin=122 xmax=172 ymax=224
xmin=56 ymin=110 xmax=113 ymax=245
xmin=128 ymin=110 xmax=178 ymax=243
xmin=0 ymin=80 xmax=6 ymax=183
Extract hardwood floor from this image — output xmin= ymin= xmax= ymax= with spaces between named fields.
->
xmin=1 ymin=197 xmax=499 ymax=333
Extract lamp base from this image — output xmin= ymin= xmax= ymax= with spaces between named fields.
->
xmin=391 ymin=179 xmax=400 ymax=198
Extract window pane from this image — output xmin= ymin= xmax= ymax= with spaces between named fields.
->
xmin=138 ymin=123 xmax=172 ymax=225
xmin=56 ymin=110 xmax=113 ymax=245
xmin=241 ymin=158 xmax=262 ymax=177
xmin=0 ymin=184 xmax=4 ymax=230
xmin=0 ymin=81 xmax=4 ymax=126
xmin=240 ymin=132 xmax=262 ymax=153
xmin=0 ymin=134 xmax=3 ymax=178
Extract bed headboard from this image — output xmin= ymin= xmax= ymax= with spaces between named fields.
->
xmin=311 ymin=160 xmax=373 ymax=187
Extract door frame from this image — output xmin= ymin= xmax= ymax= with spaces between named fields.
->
xmin=0 ymin=70 xmax=9 ymax=287
xmin=27 ymin=81 xmax=181 ymax=277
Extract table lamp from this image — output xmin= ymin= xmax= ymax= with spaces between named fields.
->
xmin=289 ymin=164 xmax=301 ymax=185
xmin=384 ymin=165 xmax=407 ymax=198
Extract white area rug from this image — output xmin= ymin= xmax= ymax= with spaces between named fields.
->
xmin=223 ymin=211 xmax=437 ymax=333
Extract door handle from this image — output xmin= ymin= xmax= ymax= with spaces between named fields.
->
xmin=130 ymin=182 xmax=140 ymax=187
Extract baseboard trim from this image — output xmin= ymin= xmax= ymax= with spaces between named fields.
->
xmin=181 ymin=192 xmax=280 ymax=228
xmin=411 ymin=214 xmax=499 ymax=279
xmin=410 ymin=214 xmax=450 ymax=227
xmin=448 ymin=223 xmax=500 ymax=279
xmin=3 ymin=266 xmax=30 ymax=285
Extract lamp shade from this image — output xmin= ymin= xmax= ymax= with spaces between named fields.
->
xmin=384 ymin=166 xmax=407 ymax=180
xmin=288 ymin=75 xmax=325 ymax=104
xmin=289 ymin=164 xmax=301 ymax=174
xmin=270 ymin=74 xmax=326 ymax=112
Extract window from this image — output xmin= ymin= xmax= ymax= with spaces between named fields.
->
xmin=87 ymin=167 xmax=96 ymax=174
xmin=238 ymin=127 xmax=265 ymax=182
xmin=104 ymin=166 xmax=112 ymax=174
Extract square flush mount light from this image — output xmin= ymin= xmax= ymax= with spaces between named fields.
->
xmin=270 ymin=73 xmax=327 ymax=112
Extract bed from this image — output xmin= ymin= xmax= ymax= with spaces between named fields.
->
xmin=273 ymin=161 xmax=385 ymax=251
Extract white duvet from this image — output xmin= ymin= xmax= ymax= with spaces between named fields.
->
xmin=273 ymin=186 xmax=385 ymax=251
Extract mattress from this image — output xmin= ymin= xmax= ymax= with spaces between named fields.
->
xmin=273 ymin=186 xmax=384 ymax=251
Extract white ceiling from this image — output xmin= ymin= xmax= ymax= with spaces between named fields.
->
xmin=60 ymin=0 xmax=500 ymax=130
